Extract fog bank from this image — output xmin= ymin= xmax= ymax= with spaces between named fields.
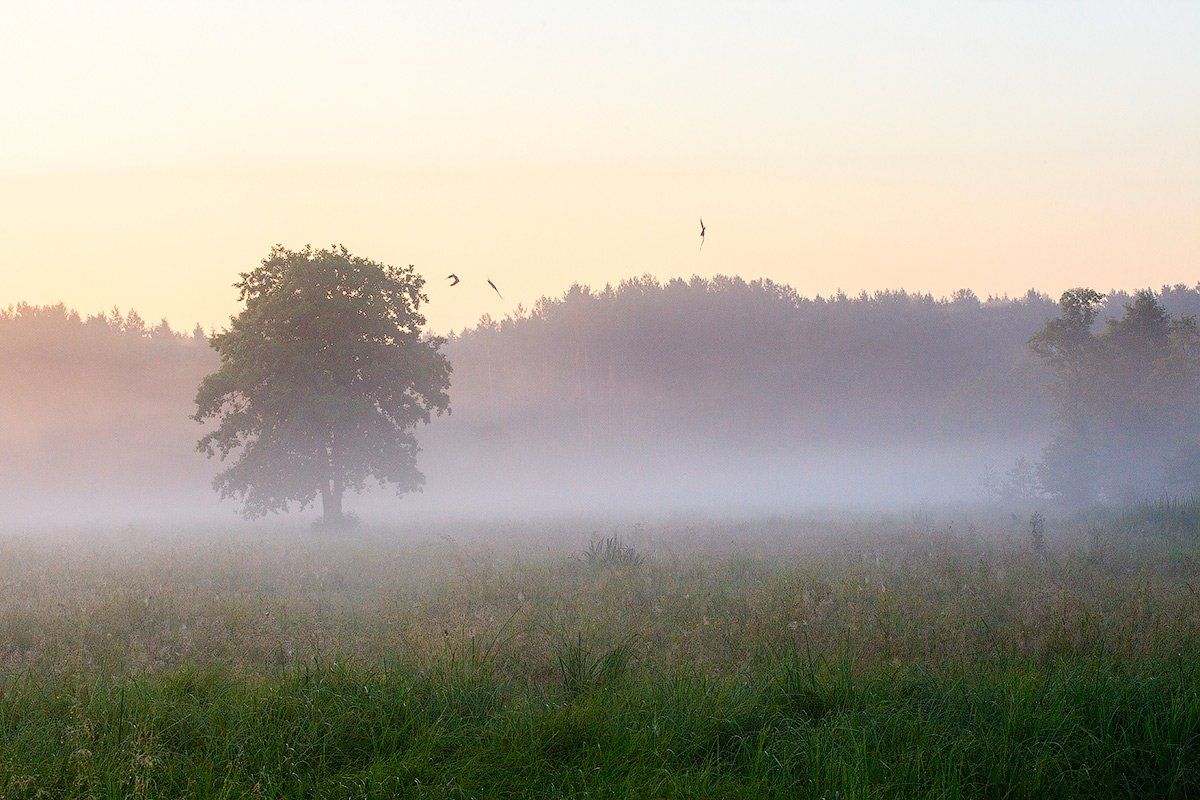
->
xmin=5 ymin=279 xmax=1199 ymax=525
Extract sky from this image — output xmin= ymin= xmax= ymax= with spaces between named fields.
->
xmin=1 ymin=1 xmax=1197 ymax=333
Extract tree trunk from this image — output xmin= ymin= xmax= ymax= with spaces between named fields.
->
xmin=321 ymin=482 xmax=343 ymax=525
xmin=322 ymin=431 xmax=345 ymax=526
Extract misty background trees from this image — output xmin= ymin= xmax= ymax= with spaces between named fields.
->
xmin=193 ymin=246 xmax=451 ymax=525
xmin=1030 ymin=289 xmax=1200 ymax=504
xmin=3 ymin=279 xmax=1199 ymax=521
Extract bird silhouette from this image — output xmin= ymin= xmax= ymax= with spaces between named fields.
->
xmin=446 ymin=274 xmax=460 ymax=286
xmin=487 ymin=279 xmax=503 ymax=299
xmin=699 ymin=218 xmax=706 ymax=251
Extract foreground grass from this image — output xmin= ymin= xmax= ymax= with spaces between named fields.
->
xmin=3 ymin=654 xmax=1198 ymax=798
xmin=1 ymin=508 xmax=1199 ymax=796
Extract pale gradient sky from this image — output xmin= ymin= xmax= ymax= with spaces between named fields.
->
xmin=1 ymin=1 xmax=1197 ymax=332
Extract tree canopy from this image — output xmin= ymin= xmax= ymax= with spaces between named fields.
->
xmin=193 ymin=245 xmax=451 ymax=522
xmin=1030 ymin=289 xmax=1200 ymax=504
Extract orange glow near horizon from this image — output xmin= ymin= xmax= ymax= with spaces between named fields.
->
xmin=2 ymin=2 xmax=1197 ymax=333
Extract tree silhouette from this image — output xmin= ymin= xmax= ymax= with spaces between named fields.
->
xmin=1030 ymin=289 xmax=1200 ymax=503
xmin=193 ymin=245 xmax=450 ymax=524
xmin=1028 ymin=289 xmax=1106 ymax=504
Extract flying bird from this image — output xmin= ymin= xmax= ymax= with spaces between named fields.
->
xmin=699 ymin=218 xmax=706 ymax=251
xmin=446 ymin=274 xmax=460 ymax=286
xmin=487 ymin=279 xmax=503 ymax=299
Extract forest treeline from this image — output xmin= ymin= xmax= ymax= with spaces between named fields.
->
xmin=3 ymin=278 xmax=1199 ymax=518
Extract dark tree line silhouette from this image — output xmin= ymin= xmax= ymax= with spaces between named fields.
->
xmin=3 ymin=278 xmax=1199 ymax=516
xmin=1 ymin=304 xmax=213 ymax=503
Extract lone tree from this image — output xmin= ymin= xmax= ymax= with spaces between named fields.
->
xmin=194 ymin=245 xmax=451 ymax=524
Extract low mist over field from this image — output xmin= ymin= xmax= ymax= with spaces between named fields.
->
xmin=6 ymin=279 xmax=1200 ymax=525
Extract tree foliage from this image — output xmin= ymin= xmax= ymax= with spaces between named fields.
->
xmin=1030 ymin=289 xmax=1200 ymax=504
xmin=193 ymin=245 xmax=450 ymax=521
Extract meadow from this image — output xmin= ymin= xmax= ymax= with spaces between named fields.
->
xmin=1 ymin=506 xmax=1198 ymax=798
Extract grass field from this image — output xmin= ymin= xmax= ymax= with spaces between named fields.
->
xmin=2 ymin=507 xmax=1198 ymax=797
